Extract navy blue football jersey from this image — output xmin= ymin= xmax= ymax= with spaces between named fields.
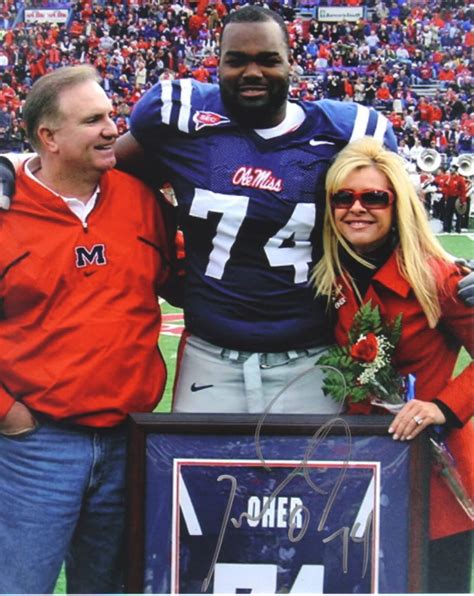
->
xmin=174 ymin=462 xmax=377 ymax=593
xmin=130 ymin=80 xmax=397 ymax=351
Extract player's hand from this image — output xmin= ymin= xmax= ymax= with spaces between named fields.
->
xmin=0 ymin=402 xmax=37 ymax=436
xmin=456 ymin=260 xmax=474 ymax=307
xmin=0 ymin=156 xmax=15 ymax=210
xmin=388 ymin=400 xmax=445 ymax=441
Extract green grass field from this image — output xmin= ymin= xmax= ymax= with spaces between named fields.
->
xmin=53 ymin=233 xmax=473 ymax=593
xmin=437 ymin=234 xmax=474 ymax=261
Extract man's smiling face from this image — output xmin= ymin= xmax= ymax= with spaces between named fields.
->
xmin=219 ymin=19 xmax=290 ymax=129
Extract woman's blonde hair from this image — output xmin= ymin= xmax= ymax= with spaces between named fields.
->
xmin=312 ymin=137 xmax=453 ymax=328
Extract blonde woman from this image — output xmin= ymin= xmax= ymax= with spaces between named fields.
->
xmin=313 ymin=137 xmax=473 ymax=593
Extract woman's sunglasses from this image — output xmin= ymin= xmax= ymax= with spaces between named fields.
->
xmin=330 ymin=189 xmax=395 ymax=210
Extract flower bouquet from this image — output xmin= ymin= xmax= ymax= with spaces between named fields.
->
xmin=317 ymin=300 xmax=406 ymax=412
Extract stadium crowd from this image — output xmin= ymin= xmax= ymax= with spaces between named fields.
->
xmin=0 ymin=0 xmax=472 ymax=172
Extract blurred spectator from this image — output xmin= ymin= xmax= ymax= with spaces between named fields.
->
xmin=0 ymin=104 xmax=11 ymax=138
xmin=443 ymin=165 xmax=468 ymax=233
xmin=376 ymin=81 xmax=393 ymax=110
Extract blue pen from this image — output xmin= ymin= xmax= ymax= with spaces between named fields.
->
xmin=405 ymin=373 xmax=416 ymax=402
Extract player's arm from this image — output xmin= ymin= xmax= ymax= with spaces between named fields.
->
xmin=0 ymin=155 xmax=15 ymax=209
xmin=457 ymin=260 xmax=474 ymax=306
xmin=0 ymin=152 xmax=32 ymax=171
xmin=0 ymin=153 xmax=35 ymax=209
xmin=114 ymin=131 xmax=148 ymax=179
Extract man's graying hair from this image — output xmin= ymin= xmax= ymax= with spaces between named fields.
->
xmin=23 ymin=65 xmax=101 ymax=151
xmin=221 ymin=5 xmax=290 ymax=50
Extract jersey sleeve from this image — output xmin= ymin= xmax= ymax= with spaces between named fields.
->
xmin=315 ymin=100 xmax=398 ymax=151
xmin=130 ymin=79 xmax=223 ymax=149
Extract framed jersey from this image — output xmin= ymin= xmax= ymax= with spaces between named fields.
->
xmin=126 ymin=414 xmax=429 ymax=594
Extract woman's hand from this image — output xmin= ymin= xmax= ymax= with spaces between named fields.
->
xmin=388 ymin=399 xmax=446 ymax=441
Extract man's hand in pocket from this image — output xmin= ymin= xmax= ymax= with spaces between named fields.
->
xmin=0 ymin=402 xmax=37 ymax=436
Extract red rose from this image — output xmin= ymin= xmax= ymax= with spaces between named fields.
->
xmin=350 ymin=333 xmax=378 ymax=363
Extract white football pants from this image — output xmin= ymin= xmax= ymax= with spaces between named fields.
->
xmin=172 ymin=334 xmax=344 ymax=415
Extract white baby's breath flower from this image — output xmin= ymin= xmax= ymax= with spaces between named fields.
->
xmin=357 ymin=335 xmax=393 ymax=385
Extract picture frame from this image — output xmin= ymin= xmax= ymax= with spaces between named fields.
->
xmin=126 ymin=413 xmax=429 ymax=594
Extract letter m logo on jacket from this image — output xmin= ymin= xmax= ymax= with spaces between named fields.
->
xmin=75 ymin=244 xmax=107 ymax=268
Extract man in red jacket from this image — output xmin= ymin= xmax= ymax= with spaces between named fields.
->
xmin=0 ymin=65 xmax=173 ymax=594
xmin=443 ymin=164 xmax=468 ymax=233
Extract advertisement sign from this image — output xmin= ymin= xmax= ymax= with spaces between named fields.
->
xmin=24 ymin=9 xmax=69 ymax=23
xmin=126 ymin=414 xmax=429 ymax=594
xmin=317 ymin=7 xmax=364 ymax=22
